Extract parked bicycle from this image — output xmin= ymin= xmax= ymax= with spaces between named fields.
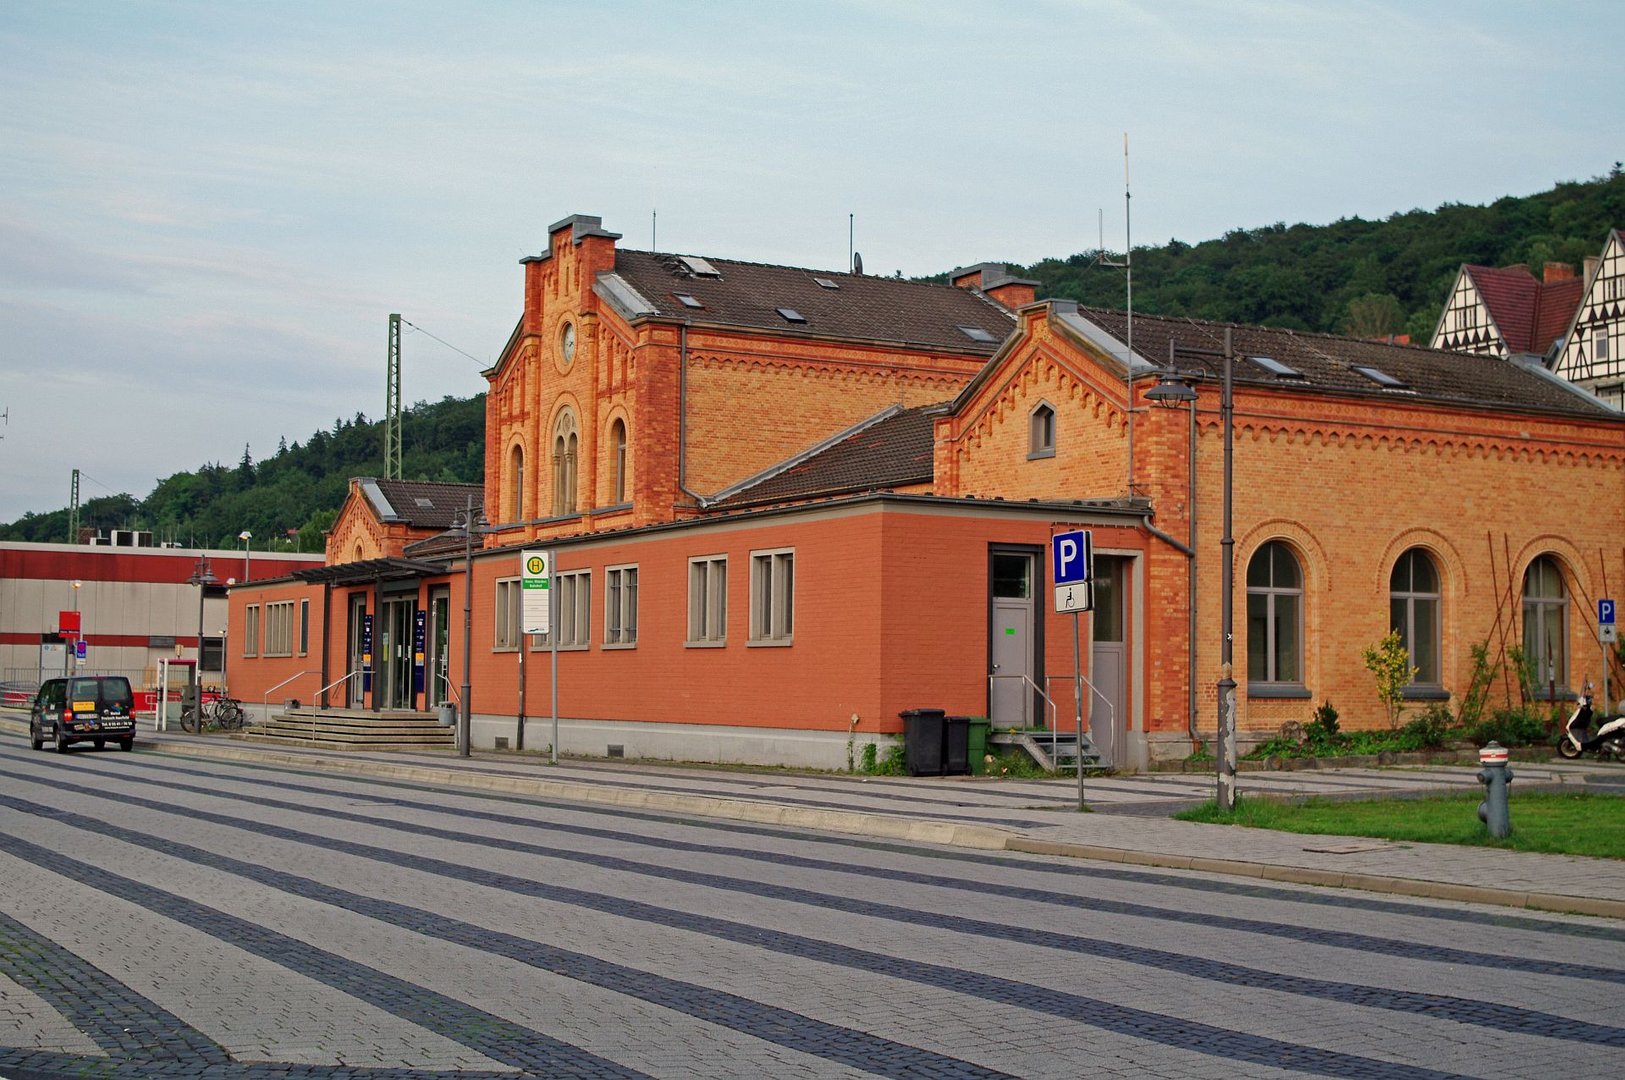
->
xmin=177 ymin=695 xmax=246 ymax=733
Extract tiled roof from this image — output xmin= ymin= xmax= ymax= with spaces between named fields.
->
xmin=1075 ymin=307 xmax=1617 ymax=418
xmin=710 ymin=406 xmax=939 ymax=508
xmin=603 ymin=250 xmax=1016 ymax=353
xmin=1464 ymin=265 xmax=1583 ymax=355
xmin=363 ymin=480 xmax=483 ymax=530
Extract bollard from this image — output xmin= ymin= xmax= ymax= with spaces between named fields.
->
xmin=1476 ymin=741 xmax=1513 ymax=839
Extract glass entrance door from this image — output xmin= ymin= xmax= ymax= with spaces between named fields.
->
xmin=427 ymin=587 xmax=451 ymax=707
xmin=378 ymin=597 xmax=416 ymax=710
xmin=345 ymin=594 xmax=368 ymax=707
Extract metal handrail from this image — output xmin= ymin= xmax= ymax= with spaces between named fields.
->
xmin=989 ymin=672 xmax=1059 ymax=755
xmin=304 ymin=669 xmax=366 ymax=742
xmin=262 ymin=670 xmax=319 ymax=714
xmin=1047 ymin=671 xmax=1116 ymax=763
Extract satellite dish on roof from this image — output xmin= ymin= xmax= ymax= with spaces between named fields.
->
xmin=853 ymin=252 xmax=863 ymax=275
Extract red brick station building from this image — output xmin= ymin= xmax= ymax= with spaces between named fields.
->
xmin=228 ymin=214 xmax=1625 ymax=770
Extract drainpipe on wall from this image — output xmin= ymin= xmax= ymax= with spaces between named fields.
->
xmin=1139 ymin=511 xmax=1199 ymax=744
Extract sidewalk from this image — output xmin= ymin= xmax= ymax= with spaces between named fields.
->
xmin=6 ymin=713 xmax=1625 ymax=919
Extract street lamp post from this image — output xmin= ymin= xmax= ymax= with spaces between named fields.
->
xmin=66 ymin=580 xmax=82 ymax=675
xmin=454 ymin=496 xmax=485 ymax=759
xmin=1147 ymin=327 xmax=1238 ymax=811
xmin=238 ymin=530 xmax=252 ymax=583
xmin=189 ymin=556 xmax=216 ymax=734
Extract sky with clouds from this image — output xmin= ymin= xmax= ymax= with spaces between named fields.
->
xmin=1 ymin=0 xmax=1618 ymax=525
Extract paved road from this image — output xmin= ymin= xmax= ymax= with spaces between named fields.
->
xmin=2 ymin=730 xmax=1624 ymax=1078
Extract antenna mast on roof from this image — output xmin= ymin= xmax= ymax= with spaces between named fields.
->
xmin=1095 ymin=134 xmax=1135 ymax=496
xmin=849 ymin=213 xmax=854 ymax=273
xmin=652 ymin=209 xmax=657 ymax=250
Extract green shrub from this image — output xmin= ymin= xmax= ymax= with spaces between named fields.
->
xmin=1397 ymin=702 xmax=1453 ymax=751
xmin=860 ymin=741 xmax=907 ymax=775
xmin=1305 ymin=701 xmax=1342 ymax=754
xmin=1467 ymin=707 xmax=1552 ymax=748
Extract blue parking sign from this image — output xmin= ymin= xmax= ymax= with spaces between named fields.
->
xmin=1601 ymin=599 xmax=1616 ymax=625
xmin=1052 ymin=530 xmax=1093 ymax=613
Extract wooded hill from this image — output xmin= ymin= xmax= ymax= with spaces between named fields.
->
xmin=4 ymin=169 xmax=1620 ymax=549
xmin=0 ymin=396 xmax=485 ymax=552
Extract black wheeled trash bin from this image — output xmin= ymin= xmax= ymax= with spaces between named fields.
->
xmin=900 ymin=708 xmax=948 ymax=776
xmin=944 ymin=716 xmax=971 ymax=776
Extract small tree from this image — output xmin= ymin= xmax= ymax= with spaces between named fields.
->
xmin=1362 ymin=630 xmax=1417 ymax=729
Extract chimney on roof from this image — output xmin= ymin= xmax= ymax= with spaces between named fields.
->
xmin=950 ymin=262 xmax=1039 ymax=310
xmin=1543 ymin=261 xmax=1576 ymax=284
xmin=1585 ymin=255 xmax=1601 ymax=282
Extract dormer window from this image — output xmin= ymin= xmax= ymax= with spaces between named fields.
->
xmin=1029 ymin=402 xmax=1056 ymax=459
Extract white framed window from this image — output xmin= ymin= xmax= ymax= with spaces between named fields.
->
xmin=1596 ymin=329 xmax=1610 ymax=363
xmin=687 ymin=555 xmax=728 ymax=645
xmin=243 ymin=604 xmax=260 ymax=658
xmin=264 ymin=601 xmax=295 ymax=657
xmin=546 ymin=569 xmax=590 ymax=649
xmin=494 ymin=577 xmax=521 ymax=650
xmin=1028 ymin=402 xmax=1056 ymax=458
xmin=605 ymin=565 xmax=638 ymax=647
xmin=750 ymin=549 xmax=795 ymax=645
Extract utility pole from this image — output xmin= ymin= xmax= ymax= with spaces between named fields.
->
xmin=385 ymin=314 xmax=403 ymax=480
xmin=68 ymin=468 xmax=80 ymax=543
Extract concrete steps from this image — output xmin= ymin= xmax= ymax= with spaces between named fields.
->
xmin=239 ymin=707 xmax=455 ymax=751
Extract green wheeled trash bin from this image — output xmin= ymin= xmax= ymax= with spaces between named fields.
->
xmin=900 ymin=708 xmax=947 ymax=776
xmin=964 ymin=717 xmax=990 ymax=774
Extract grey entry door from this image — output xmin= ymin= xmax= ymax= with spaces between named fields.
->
xmin=1089 ymin=556 xmax=1127 ymax=767
xmin=989 ymin=550 xmax=1039 ymax=728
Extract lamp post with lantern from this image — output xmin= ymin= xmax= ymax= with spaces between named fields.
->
xmin=1145 ymin=327 xmax=1237 ymax=812
xmin=238 ymin=530 xmax=252 ymax=583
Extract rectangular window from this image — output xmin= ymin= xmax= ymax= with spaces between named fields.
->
xmin=750 ymin=549 xmax=794 ymax=644
xmin=243 ymin=605 xmax=260 ymax=657
xmin=494 ymin=578 xmax=521 ymax=650
xmin=605 ymin=565 xmax=638 ymax=646
xmin=1597 ymin=330 xmax=1610 ymax=362
xmin=298 ymin=598 xmax=310 ymax=656
xmin=687 ymin=556 xmax=728 ymax=645
xmin=264 ymin=600 xmax=295 ymax=657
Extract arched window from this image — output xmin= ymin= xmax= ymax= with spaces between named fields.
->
xmin=1390 ymin=548 xmax=1440 ymax=686
xmin=610 ymin=418 xmax=628 ymax=503
xmin=508 ymin=445 xmax=524 ymax=522
xmin=1029 ymin=402 xmax=1056 ymax=457
xmin=552 ymin=410 xmax=579 ymax=516
xmin=1522 ymin=555 xmax=1569 ymax=692
xmin=1246 ymin=541 xmax=1302 ymax=685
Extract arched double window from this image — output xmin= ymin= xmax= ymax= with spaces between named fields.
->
xmin=1246 ymin=541 xmax=1302 ymax=685
xmin=610 ymin=418 xmax=628 ymax=504
xmin=1390 ymin=548 xmax=1441 ymax=687
xmin=1522 ymin=555 xmax=1569 ymax=691
xmin=552 ymin=410 xmax=579 ymax=517
xmin=508 ymin=445 xmax=524 ymax=522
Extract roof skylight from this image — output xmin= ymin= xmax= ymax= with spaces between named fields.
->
xmin=777 ymin=307 xmax=807 ymax=324
xmin=1353 ymin=365 xmax=1408 ymax=389
xmin=674 ymin=292 xmax=704 ymax=309
xmin=814 ymin=277 xmax=840 ymax=289
xmin=1249 ymin=355 xmax=1303 ymax=379
xmin=957 ymin=325 xmax=997 ymax=343
xmin=677 ymin=255 xmax=722 ymax=278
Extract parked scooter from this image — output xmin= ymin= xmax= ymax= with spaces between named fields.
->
xmin=1559 ymin=685 xmax=1625 ymax=760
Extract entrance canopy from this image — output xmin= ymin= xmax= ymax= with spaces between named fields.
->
xmin=292 ymin=558 xmax=447 ymax=587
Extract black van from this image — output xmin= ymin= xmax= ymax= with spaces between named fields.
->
xmin=30 ymin=676 xmax=137 ymax=753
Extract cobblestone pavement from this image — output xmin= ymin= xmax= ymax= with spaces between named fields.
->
xmin=2 ymin=730 xmax=1624 ymax=1077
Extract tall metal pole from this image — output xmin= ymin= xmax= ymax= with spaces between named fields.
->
xmin=1217 ymin=328 xmax=1237 ymax=811
xmin=1073 ymin=612 xmax=1085 ymax=812
xmin=550 ymin=549 xmax=559 ymax=766
xmin=460 ymin=495 xmax=473 ymax=758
